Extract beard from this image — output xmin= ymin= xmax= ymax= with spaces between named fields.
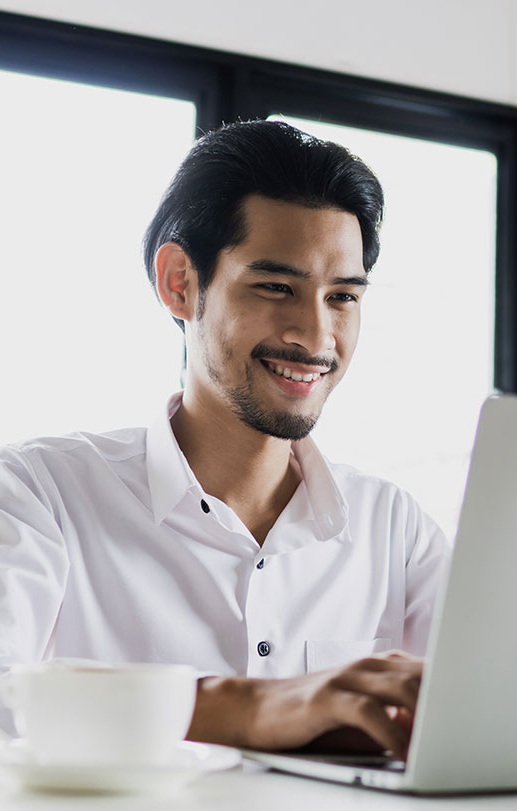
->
xmin=201 ymin=336 xmax=334 ymax=440
xmin=227 ymin=377 xmax=320 ymax=440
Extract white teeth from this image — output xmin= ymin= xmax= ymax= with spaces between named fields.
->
xmin=266 ymin=361 xmax=321 ymax=382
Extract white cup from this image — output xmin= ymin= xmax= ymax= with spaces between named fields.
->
xmin=0 ymin=663 xmax=198 ymax=766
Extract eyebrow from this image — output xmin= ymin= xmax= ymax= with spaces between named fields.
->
xmin=245 ymin=259 xmax=370 ymax=287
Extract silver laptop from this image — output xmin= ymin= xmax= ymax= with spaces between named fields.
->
xmin=244 ymin=394 xmax=517 ymax=794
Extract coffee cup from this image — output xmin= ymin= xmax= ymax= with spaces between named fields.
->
xmin=0 ymin=663 xmax=198 ymax=766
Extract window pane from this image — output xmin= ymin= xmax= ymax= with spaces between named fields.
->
xmin=0 ymin=70 xmax=195 ymax=444
xmin=270 ymin=115 xmax=497 ymax=540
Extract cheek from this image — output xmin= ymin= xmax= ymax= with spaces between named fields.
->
xmin=226 ymin=303 xmax=273 ymax=349
xmin=220 ymin=335 xmax=234 ymax=364
xmin=201 ymin=307 xmax=247 ymax=366
xmin=202 ymin=323 xmax=233 ymax=365
xmin=335 ymin=310 xmax=361 ymax=354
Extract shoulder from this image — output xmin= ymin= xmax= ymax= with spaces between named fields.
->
xmin=327 ymin=458 xmax=413 ymax=508
xmin=0 ymin=426 xmax=147 ymax=483
xmin=326 ymin=458 xmax=450 ymax=549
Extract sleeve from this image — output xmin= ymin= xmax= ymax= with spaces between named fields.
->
xmin=0 ymin=447 xmax=70 ymax=733
xmin=402 ymin=496 xmax=451 ymax=657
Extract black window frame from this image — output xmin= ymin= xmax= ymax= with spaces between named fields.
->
xmin=1 ymin=9 xmax=516 ymax=391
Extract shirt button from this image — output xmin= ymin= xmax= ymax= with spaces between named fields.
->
xmin=256 ymin=558 xmax=265 ymax=569
xmin=200 ymin=499 xmax=210 ymax=513
xmin=257 ymin=641 xmax=271 ymax=657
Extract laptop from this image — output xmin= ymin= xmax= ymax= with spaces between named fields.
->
xmin=244 ymin=394 xmax=517 ymax=793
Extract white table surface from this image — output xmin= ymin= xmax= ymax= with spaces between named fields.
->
xmin=1 ymin=759 xmax=517 ymax=811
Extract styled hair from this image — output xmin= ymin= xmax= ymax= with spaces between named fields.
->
xmin=143 ymin=119 xmax=384 ymax=329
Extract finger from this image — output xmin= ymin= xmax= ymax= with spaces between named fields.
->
xmin=390 ymin=706 xmax=414 ymax=733
xmin=379 ymin=650 xmax=422 ymax=663
xmin=362 ymin=672 xmax=419 ymax=712
xmin=331 ymin=668 xmax=421 ymax=713
xmin=347 ymin=655 xmax=423 ymax=675
xmin=335 ymin=694 xmax=411 ymax=760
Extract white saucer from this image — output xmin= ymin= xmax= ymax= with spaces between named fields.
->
xmin=0 ymin=739 xmax=241 ymax=793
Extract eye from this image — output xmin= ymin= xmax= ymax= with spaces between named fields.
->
xmin=255 ymin=282 xmax=293 ymax=295
xmin=329 ymin=292 xmax=358 ymax=303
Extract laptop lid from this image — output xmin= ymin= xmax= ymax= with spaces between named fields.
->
xmin=406 ymin=394 xmax=517 ymax=792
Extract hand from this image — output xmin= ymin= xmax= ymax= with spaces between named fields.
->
xmin=187 ymin=652 xmax=422 ymax=760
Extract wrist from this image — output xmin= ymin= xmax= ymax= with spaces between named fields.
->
xmin=187 ymin=676 xmax=260 ymax=748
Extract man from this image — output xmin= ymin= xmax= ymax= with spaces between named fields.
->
xmin=0 ymin=120 xmax=448 ymax=759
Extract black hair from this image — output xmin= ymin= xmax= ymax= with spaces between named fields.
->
xmin=143 ymin=119 xmax=384 ymax=330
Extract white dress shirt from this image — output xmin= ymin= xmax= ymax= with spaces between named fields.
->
xmin=0 ymin=392 xmax=449 ymax=708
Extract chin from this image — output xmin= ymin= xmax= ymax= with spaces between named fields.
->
xmin=241 ymin=405 xmax=320 ymax=441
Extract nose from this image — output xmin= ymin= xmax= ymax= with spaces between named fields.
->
xmin=280 ymin=298 xmax=336 ymax=356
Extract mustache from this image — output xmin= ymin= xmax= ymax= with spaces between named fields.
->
xmin=251 ymin=343 xmax=338 ymax=373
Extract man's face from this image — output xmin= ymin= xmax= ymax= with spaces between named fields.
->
xmin=186 ymin=195 xmax=368 ymax=440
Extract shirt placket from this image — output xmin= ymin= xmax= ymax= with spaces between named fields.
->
xmin=244 ymin=552 xmax=281 ymax=678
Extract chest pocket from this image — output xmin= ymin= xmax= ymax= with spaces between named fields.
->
xmin=305 ymin=638 xmax=393 ymax=673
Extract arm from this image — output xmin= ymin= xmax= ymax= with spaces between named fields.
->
xmin=188 ymin=653 xmax=421 ymax=760
xmin=0 ymin=448 xmax=69 ymax=732
xmin=403 ymin=496 xmax=451 ymax=655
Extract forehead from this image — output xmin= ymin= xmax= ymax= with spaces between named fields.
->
xmin=224 ymin=194 xmax=365 ymax=275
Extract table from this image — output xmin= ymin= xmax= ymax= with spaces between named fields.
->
xmin=1 ymin=759 xmax=517 ymax=811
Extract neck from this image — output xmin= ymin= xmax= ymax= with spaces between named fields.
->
xmin=170 ymin=387 xmax=302 ymax=544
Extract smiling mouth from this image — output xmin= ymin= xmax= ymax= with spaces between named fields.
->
xmin=261 ymin=360 xmax=328 ymax=383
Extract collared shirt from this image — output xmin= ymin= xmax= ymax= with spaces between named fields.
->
xmin=0 ymin=392 xmax=449 ymax=688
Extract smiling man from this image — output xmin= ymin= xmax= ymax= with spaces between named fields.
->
xmin=0 ymin=120 xmax=449 ymax=758
xmin=155 ymin=197 xmax=368 ymax=545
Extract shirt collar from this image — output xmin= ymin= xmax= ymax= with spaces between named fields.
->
xmin=146 ymin=392 xmax=351 ymax=541
xmin=291 ymin=435 xmax=350 ymax=541
xmin=146 ymin=392 xmax=199 ymax=525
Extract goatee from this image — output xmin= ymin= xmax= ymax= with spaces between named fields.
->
xmin=227 ymin=381 xmax=319 ymax=440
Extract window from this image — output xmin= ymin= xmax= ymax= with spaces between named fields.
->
xmin=271 ymin=116 xmax=497 ymax=538
xmin=0 ymin=68 xmax=195 ymax=442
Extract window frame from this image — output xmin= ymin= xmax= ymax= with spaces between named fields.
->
xmin=1 ymin=8 xmax=516 ymax=391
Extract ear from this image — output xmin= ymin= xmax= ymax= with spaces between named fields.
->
xmin=155 ymin=242 xmax=198 ymax=322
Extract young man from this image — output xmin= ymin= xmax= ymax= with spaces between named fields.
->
xmin=0 ymin=121 xmax=448 ymax=758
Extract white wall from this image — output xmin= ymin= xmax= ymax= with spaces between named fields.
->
xmin=1 ymin=0 xmax=516 ymax=106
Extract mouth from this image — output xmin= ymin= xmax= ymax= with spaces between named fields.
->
xmin=259 ymin=359 xmax=329 ymax=396
xmin=262 ymin=360 xmax=326 ymax=382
